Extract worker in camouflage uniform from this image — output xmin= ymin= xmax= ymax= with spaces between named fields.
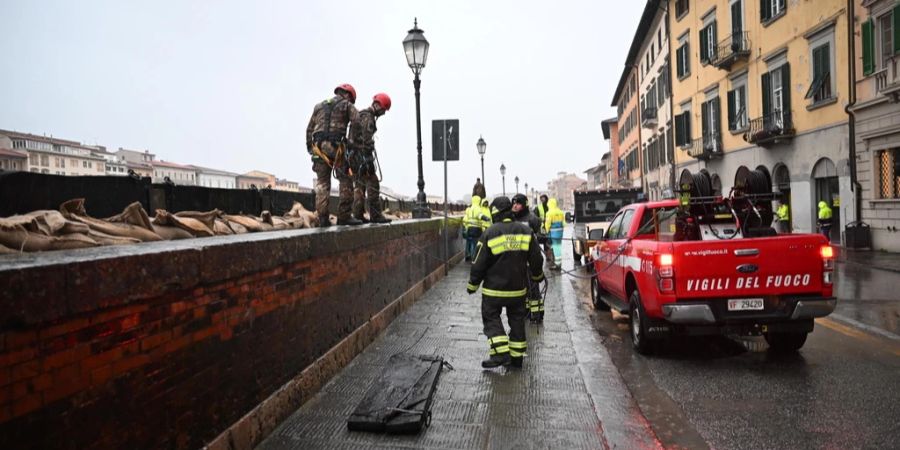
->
xmin=350 ymin=93 xmax=392 ymax=224
xmin=306 ymin=83 xmax=361 ymax=227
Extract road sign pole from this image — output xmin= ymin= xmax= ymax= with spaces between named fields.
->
xmin=443 ymin=121 xmax=449 ymax=275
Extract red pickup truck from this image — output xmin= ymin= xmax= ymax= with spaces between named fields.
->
xmin=590 ymin=198 xmax=836 ymax=354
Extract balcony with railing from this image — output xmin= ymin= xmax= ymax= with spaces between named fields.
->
xmin=709 ymin=32 xmax=750 ymax=70
xmin=686 ymin=131 xmax=723 ymax=160
xmin=877 ymin=55 xmax=900 ymax=102
xmin=641 ymin=107 xmax=658 ymax=127
xmin=744 ymin=111 xmax=795 ymax=147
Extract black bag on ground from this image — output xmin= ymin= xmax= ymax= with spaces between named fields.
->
xmin=347 ymin=353 xmax=446 ymax=434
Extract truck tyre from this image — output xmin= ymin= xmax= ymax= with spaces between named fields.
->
xmin=629 ymin=290 xmax=655 ymax=355
xmin=764 ymin=332 xmax=808 ymax=353
xmin=590 ymin=277 xmax=610 ymax=311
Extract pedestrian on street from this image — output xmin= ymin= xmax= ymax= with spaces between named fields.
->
xmin=464 ymin=195 xmax=489 ymax=261
xmin=350 ymin=93 xmax=392 ymax=224
xmin=480 ymin=198 xmax=492 ymax=232
xmin=306 ymin=83 xmax=361 ymax=227
xmin=817 ymin=200 xmax=833 ymax=241
xmin=472 ymin=178 xmax=486 ymax=199
xmin=545 ymin=198 xmax=565 ymax=270
xmin=533 ymin=194 xmax=555 ymax=269
xmin=775 ymin=199 xmax=790 ymax=234
xmin=468 ymin=196 xmax=545 ymax=369
xmin=512 ymin=194 xmax=546 ymax=323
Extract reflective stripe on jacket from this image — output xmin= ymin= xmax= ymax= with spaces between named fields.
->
xmin=468 ymin=219 xmax=545 ymax=298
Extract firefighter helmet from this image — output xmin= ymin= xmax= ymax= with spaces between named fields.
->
xmin=334 ymin=83 xmax=357 ymax=103
xmin=373 ymin=93 xmax=392 ymax=111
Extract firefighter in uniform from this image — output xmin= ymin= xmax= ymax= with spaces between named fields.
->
xmin=512 ymin=194 xmax=546 ymax=323
xmin=468 ymin=197 xmax=545 ymax=369
xmin=350 ymin=93 xmax=392 ymax=224
xmin=533 ymin=194 xmax=555 ymax=269
xmin=305 ymin=83 xmax=361 ymax=227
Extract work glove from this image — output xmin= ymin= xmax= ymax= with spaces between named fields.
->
xmin=466 ymin=284 xmax=478 ymax=295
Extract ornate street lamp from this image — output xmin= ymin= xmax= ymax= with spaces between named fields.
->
xmin=514 ymin=176 xmax=520 ymax=194
xmin=524 ymin=182 xmax=528 ymax=197
xmin=500 ymin=163 xmax=507 ymax=196
xmin=476 ymin=136 xmax=486 ymax=193
xmin=403 ymin=18 xmax=431 ymax=218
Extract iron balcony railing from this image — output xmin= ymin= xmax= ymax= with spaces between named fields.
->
xmin=641 ymin=106 xmax=658 ymax=126
xmin=686 ymin=131 xmax=723 ymax=160
xmin=710 ymin=31 xmax=751 ymax=70
xmin=745 ymin=111 xmax=795 ymax=147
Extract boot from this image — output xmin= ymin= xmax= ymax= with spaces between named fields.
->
xmin=317 ymin=215 xmax=331 ymax=228
xmin=530 ymin=312 xmax=544 ymax=324
xmin=337 ymin=217 xmax=363 ymax=226
xmin=370 ymin=216 xmax=392 ymax=224
xmin=481 ymin=353 xmax=511 ymax=369
xmin=509 ymin=357 xmax=523 ymax=369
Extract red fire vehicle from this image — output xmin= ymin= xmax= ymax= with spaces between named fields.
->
xmin=590 ymin=168 xmax=836 ymax=354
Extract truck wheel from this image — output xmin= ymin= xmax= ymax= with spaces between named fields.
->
xmin=590 ymin=277 xmax=610 ymax=311
xmin=764 ymin=332 xmax=808 ymax=353
xmin=629 ymin=290 xmax=655 ymax=355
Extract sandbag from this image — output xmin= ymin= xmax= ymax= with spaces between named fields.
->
xmin=175 ymin=210 xmax=221 ymax=232
xmin=151 ymin=224 xmax=194 ymax=240
xmin=347 ymin=354 xmax=446 ymax=434
xmin=87 ymin=230 xmax=141 ymax=246
xmin=227 ymin=221 xmax=248 ymax=234
xmin=0 ymin=226 xmax=54 ymax=252
xmin=105 ymin=202 xmax=154 ymax=230
xmin=223 ymin=214 xmax=264 ymax=232
xmin=284 ymin=201 xmax=318 ymax=228
xmin=50 ymin=233 xmax=100 ymax=250
xmin=152 ymin=210 xmax=214 ymax=237
xmin=61 ymin=199 xmax=162 ymax=242
xmin=0 ymin=243 xmax=18 ymax=254
xmin=213 ymin=219 xmax=234 ymax=235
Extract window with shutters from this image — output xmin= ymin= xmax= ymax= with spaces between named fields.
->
xmin=676 ymin=34 xmax=691 ymax=79
xmin=878 ymin=10 xmax=894 ymax=70
xmin=674 ymin=104 xmax=692 ymax=148
xmin=761 ymin=0 xmax=786 ymax=24
xmin=657 ymin=66 xmax=668 ymax=107
xmin=701 ymin=96 xmax=722 ymax=153
xmin=877 ymin=149 xmax=900 ymax=199
xmin=727 ymin=82 xmax=748 ymax=131
xmin=805 ymin=41 xmax=834 ymax=105
xmin=700 ymin=21 xmax=718 ymax=64
xmin=675 ymin=0 xmax=689 ymax=20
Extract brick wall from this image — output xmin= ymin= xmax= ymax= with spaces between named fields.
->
xmin=0 ymin=219 xmax=462 ymax=449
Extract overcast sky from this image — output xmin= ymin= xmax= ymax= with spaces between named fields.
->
xmin=0 ymin=0 xmax=644 ymax=201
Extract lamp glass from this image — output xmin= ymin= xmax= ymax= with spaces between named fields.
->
xmin=402 ymin=23 xmax=429 ymax=72
xmin=500 ymin=164 xmax=506 ymax=176
xmin=476 ymin=136 xmax=486 ymax=156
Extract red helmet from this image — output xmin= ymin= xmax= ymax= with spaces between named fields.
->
xmin=373 ymin=93 xmax=392 ymax=111
xmin=334 ymin=83 xmax=357 ymax=104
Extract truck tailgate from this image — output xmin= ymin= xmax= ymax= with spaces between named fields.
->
xmin=673 ymin=235 xmax=827 ymax=299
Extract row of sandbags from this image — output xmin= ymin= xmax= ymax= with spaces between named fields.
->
xmin=0 ymin=199 xmax=401 ymax=254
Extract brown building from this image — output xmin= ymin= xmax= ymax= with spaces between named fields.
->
xmin=237 ymin=173 xmax=269 ymax=190
xmin=0 ymin=129 xmax=106 ymax=176
xmin=0 ymin=148 xmax=27 ymax=172
xmin=546 ymin=171 xmax=588 ymax=211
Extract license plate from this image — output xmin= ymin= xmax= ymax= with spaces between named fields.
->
xmin=728 ymin=298 xmax=764 ymax=311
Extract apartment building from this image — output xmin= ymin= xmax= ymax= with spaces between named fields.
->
xmin=669 ymin=0 xmax=852 ymax=241
xmin=601 ymin=118 xmax=621 ymax=188
xmin=612 ymin=66 xmax=643 ymax=189
xmin=546 ymin=171 xmax=588 ymax=211
xmin=153 ymin=161 xmax=197 ymax=185
xmin=0 ymin=130 xmax=107 ymax=176
xmin=0 ymin=148 xmax=27 ymax=172
xmin=636 ymin=0 xmax=676 ymax=200
xmin=852 ymin=0 xmax=900 ymax=250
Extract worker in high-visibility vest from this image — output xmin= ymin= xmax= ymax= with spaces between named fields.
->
xmin=464 ymin=195 xmax=489 ymax=261
xmin=544 ymin=198 xmax=565 ymax=271
xmin=775 ymin=200 xmax=790 ymax=233
xmin=817 ymin=200 xmax=833 ymax=241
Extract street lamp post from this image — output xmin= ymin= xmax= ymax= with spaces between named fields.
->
xmin=524 ymin=182 xmax=528 ymax=198
xmin=500 ymin=163 xmax=506 ymax=196
xmin=403 ymin=18 xmax=431 ymax=218
xmin=514 ymin=176 xmax=520 ymax=194
xmin=476 ymin=136 xmax=486 ymax=193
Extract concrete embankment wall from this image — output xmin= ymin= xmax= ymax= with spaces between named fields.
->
xmin=0 ymin=219 xmax=462 ymax=450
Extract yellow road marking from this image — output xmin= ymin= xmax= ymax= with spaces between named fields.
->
xmin=817 ymin=318 xmax=900 ymax=357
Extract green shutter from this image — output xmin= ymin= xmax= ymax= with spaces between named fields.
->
xmin=781 ymin=62 xmax=791 ymax=115
xmin=685 ymin=114 xmax=692 ymax=141
xmin=677 ymin=46 xmax=684 ymax=77
xmin=727 ymin=90 xmax=736 ymax=130
xmin=894 ymin=5 xmax=900 ymax=55
xmin=685 ymin=42 xmax=691 ymax=74
xmin=762 ymin=72 xmax=772 ymax=116
xmin=675 ymin=114 xmax=684 ymax=146
xmin=700 ymin=27 xmax=709 ymax=62
xmin=713 ymin=97 xmax=722 ymax=139
xmin=711 ymin=21 xmax=718 ymax=60
xmin=862 ymin=19 xmax=875 ymax=76
xmin=760 ymin=0 xmax=770 ymax=22
xmin=701 ymin=101 xmax=710 ymax=141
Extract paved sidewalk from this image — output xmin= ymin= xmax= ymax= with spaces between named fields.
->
xmin=258 ymin=262 xmax=659 ymax=449
xmin=839 ymin=248 xmax=900 ymax=274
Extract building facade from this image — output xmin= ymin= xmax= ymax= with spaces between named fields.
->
xmin=638 ymin=0 xmax=676 ymax=200
xmin=275 ymin=179 xmax=301 ymax=192
xmin=152 ymin=161 xmax=197 ymax=185
xmin=853 ymin=0 xmax=900 ymax=251
xmin=546 ymin=171 xmax=588 ymax=211
xmin=669 ymin=0 xmax=852 ymax=241
xmin=613 ymin=66 xmax=643 ymax=189
xmin=0 ymin=148 xmax=27 ymax=172
xmin=237 ymin=173 xmax=269 ymax=190
xmin=0 ymin=130 xmax=107 ymax=176
xmin=243 ymin=170 xmax=277 ymax=189
xmin=192 ymin=166 xmax=238 ymax=189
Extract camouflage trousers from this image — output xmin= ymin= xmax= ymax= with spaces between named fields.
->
xmin=312 ymin=141 xmax=353 ymax=220
xmin=352 ymin=171 xmax=382 ymax=219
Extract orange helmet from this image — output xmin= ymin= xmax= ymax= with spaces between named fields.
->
xmin=334 ymin=83 xmax=357 ymax=103
xmin=373 ymin=93 xmax=392 ymax=111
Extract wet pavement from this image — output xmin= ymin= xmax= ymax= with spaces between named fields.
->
xmin=258 ymin=262 xmax=660 ymax=449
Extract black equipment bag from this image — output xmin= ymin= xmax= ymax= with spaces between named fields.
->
xmin=347 ymin=354 xmax=446 ymax=434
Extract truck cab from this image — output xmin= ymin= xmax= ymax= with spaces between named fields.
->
xmin=572 ymin=188 xmax=643 ymax=267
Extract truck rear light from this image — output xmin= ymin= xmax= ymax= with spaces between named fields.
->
xmin=820 ymin=245 xmax=834 ymax=286
xmin=820 ymin=245 xmax=834 ymax=259
xmin=659 ymin=253 xmax=673 ymax=266
xmin=656 ymin=253 xmax=675 ymax=293
xmin=659 ymin=278 xmax=675 ymax=292
xmin=658 ymin=266 xmax=674 ymax=278
xmin=823 ymin=271 xmax=833 ymax=285
xmin=823 ymin=259 xmax=834 ymax=270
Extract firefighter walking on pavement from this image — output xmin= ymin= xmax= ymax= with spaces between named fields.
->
xmin=512 ymin=194 xmax=546 ymax=323
xmin=467 ymin=197 xmax=545 ymax=369
xmin=306 ymin=83 xmax=361 ymax=227
xmin=350 ymin=93 xmax=392 ymax=224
